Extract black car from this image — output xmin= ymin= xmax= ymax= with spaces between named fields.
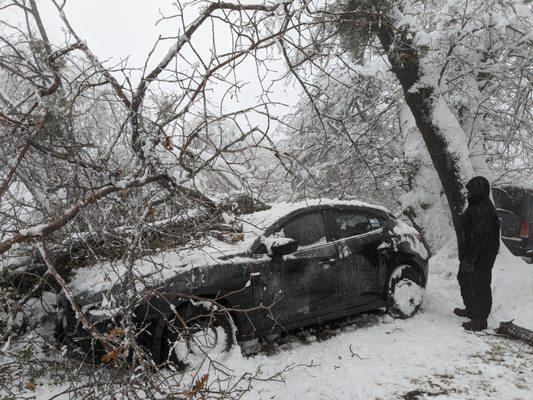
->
xmin=56 ymin=200 xmax=428 ymax=364
xmin=493 ymin=186 xmax=533 ymax=261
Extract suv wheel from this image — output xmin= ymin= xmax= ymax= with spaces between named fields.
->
xmin=387 ymin=265 xmax=424 ymax=319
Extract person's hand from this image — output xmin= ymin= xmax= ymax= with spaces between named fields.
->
xmin=459 ymin=260 xmax=474 ymax=273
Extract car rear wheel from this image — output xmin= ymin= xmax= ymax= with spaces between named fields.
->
xmin=387 ymin=265 xmax=424 ymax=319
xmin=160 ymin=302 xmax=236 ymax=366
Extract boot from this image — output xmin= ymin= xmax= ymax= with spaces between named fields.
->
xmin=453 ymin=308 xmax=470 ymax=318
xmin=462 ymin=319 xmax=487 ymax=331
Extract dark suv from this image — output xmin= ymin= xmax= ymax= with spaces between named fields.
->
xmin=493 ymin=186 xmax=533 ymax=260
xmin=56 ymin=200 xmax=428 ymax=364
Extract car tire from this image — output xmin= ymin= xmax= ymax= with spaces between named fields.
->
xmin=387 ymin=265 xmax=424 ymax=319
xmin=160 ymin=301 xmax=236 ymax=366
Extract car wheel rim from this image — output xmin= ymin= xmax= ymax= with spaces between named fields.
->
xmin=393 ymin=278 xmax=424 ymax=317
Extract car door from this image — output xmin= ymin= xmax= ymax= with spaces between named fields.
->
xmin=327 ymin=210 xmax=386 ymax=309
xmin=254 ymin=210 xmax=339 ymax=329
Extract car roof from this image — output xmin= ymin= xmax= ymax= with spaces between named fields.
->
xmin=239 ymin=199 xmax=392 ymax=235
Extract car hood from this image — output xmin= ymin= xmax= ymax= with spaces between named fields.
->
xmin=68 ymin=237 xmax=258 ymax=305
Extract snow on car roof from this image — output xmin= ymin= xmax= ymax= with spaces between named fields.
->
xmin=239 ymin=198 xmax=391 ymax=234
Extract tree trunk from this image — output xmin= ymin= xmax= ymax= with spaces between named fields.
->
xmin=375 ymin=18 xmax=472 ymax=240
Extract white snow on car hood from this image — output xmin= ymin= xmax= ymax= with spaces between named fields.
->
xmin=69 ymin=237 xmax=261 ymax=297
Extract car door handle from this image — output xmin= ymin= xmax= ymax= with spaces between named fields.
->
xmin=319 ymin=258 xmax=337 ymax=267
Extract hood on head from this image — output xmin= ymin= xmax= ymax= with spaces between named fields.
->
xmin=466 ymin=176 xmax=491 ymax=201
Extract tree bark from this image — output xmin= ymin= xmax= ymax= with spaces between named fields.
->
xmin=496 ymin=320 xmax=533 ymax=346
xmin=375 ymin=18 xmax=471 ymax=238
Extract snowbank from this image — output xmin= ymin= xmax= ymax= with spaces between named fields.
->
xmin=491 ymin=245 xmax=533 ymax=328
xmin=427 ymin=240 xmax=533 ymax=328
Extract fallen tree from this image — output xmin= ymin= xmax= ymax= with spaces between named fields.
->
xmin=1 ymin=193 xmax=269 ymax=292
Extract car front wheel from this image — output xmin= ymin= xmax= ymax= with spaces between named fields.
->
xmin=387 ymin=265 xmax=424 ymax=319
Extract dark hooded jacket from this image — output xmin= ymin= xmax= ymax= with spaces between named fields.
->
xmin=459 ymin=176 xmax=500 ymax=267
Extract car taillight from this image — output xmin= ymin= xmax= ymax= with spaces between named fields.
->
xmin=519 ymin=220 xmax=529 ymax=239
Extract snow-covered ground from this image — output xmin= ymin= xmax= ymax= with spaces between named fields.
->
xmin=204 ymin=245 xmax=533 ymax=400
xmin=3 ymin=245 xmax=532 ymax=399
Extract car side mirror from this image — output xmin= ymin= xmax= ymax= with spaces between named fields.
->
xmin=271 ymin=239 xmax=299 ymax=258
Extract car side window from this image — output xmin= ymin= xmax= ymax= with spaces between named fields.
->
xmin=275 ymin=212 xmax=327 ymax=247
xmin=333 ymin=211 xmax=381 ymax=239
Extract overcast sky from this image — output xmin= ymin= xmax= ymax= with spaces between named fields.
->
xmin=39 ymin=0 xmax=179 ymax=68
xmin=25 ymin=0 xmax=300 ymax=130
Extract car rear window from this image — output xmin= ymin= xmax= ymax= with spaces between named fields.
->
xmin=332 ymin=211 xmax=381 ymax=239
xmin=493 ymin=187 xmax=525 ymax=215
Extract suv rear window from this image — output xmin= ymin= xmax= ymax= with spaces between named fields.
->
xmin=493 ymin=187 xmax=525 ymax=215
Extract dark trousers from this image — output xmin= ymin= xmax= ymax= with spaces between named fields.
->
xmin=457 ymin=267 xmax=493 ymax=320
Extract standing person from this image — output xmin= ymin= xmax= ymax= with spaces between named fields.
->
xmin=455 ymin=176 xmax=500 ymax=331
